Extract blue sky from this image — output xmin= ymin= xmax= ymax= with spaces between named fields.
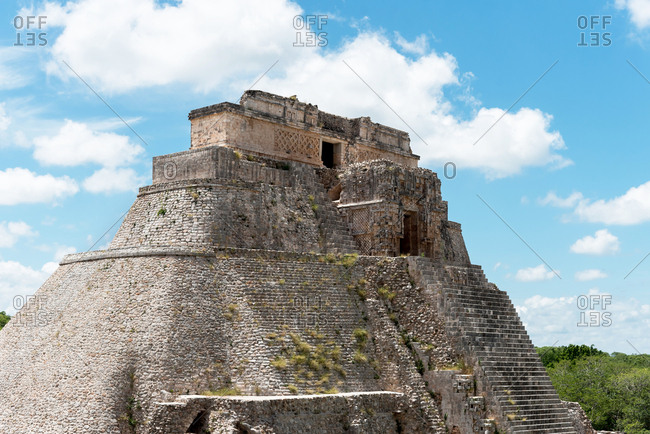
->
xmin=1 ymin=0 xmax=649 ymax=353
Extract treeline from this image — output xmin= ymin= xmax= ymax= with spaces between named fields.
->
xmin=536 ymin=344 xmax=650 ymax=433
xmin=0 ymin=312 xmax=9 ymax=330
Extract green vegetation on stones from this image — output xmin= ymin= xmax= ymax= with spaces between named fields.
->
xmin=377 ymin=286 xmax=396 ymax=300
xmin=0 ymin=311 xmax=10 ymax=330
xmin=202 ymin=387 xmax=241 ymax=396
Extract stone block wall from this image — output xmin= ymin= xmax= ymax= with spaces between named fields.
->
xmin=114 ymin=146 xmax=357 ymax=254
xmin=188 ymin=90 xmax=419 ymax=168
xmin=149 ymin=392 xmax=411 ymax=434
xmin=336 ymin=160 xmax=470 ymax=263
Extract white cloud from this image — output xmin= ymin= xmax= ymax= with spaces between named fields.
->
xmin=516 ymin=289 xmax=650 ymax=353
xmin=574 ymin=181 xmax=650 ymax=225
xmin=33 ymin=120 xmax=144 ymax=168
xmin=575 ymin=269 xmax=608 ymax=281
xmin=0 ymin=103 xmax=10 ymax=132
xmin=616 ymin=0 xmax=650 ymax=29
xmin=570 ymin=229 xmax=620 ymax=255
xmin=38 ymin=0 xmax=568 ymax=179
xmin=41 ymin=0 xmax=303 ymax=93
xmin=0 ymin=168 xmax=78 ymax=206
xmin=0 ymin=222 xmax=36 ymax=248
xmin=53 ymin=245 xmax=76 ymax=262
xmin=538 ymin=191 xmax=584 ymax=208
xmin=0 ymin=261 xmax=52 ymax=314
xmin=262 ymin=34 xmax=569 ymax=179
xmin=41 ymin=262 xmax=59 ymax=275
xmin=515 ymin=264 xmax=557 ymax=282
xmin=82 ymin=167 xmax=145 ymax=194
xmin=0 ymin=48 xmax=33 ymax=90
xmin=394 ymin=32 xmax=428 ymax=55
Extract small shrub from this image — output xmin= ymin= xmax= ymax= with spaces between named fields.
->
xmin=287 ymin=385 xmax=299 ymax=394
xmin=339 ymin=253 xmax=358 ymax=268
xmin=353 ymin=328 xmax=368 ymax=346
xmin=378 ymin=286 xmax=396 ymax=300
xmin=271 ymin=357 xmax=288 ymax=370
xmin=354 ymin=350 xmax=368 ymax=364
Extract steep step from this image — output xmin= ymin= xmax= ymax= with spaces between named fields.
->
xmin=409 ymin=257 xmax=577 ymax=433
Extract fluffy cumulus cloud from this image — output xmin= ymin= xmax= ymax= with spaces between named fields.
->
xmin=0 ymin=222 xmax=36 ymax=248
xmin=516 ymin=289 xmax=650 ymax=353
xmin=40 ymin=0 xmax=303 ymax=92
xmin=82 ymin=167 xmax=145 ymax=194
xmin=540 ymin=182 xmax=650 ymax=225
xmin=0 ymin=168 xmax=78 ymax=205
xmin=570 ymin=229 xmax=620 ymax=255
xmin=37 ymin=0 xmax=569 ymax=179
xmin=515 ymin=264 xmax=557 ymax=282
xmin=262 ymin=34 xmax=568 ymax=179
xmin=575 ymin=269 xmax=608 ymax=281
xmin=574 ymin=181 xmax=650 ymax=225
xmin=33 ymin=120 xmax=143 ymax=168
xmin=616 ymin=0 xmax=650 ymax=29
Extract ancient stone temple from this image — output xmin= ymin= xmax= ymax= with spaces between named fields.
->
xmin=0 ymin=91 xmax=591 ymax=433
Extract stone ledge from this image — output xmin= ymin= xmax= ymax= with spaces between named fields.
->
xmin=59 ymin=246 xmax=370 ymax=266
xmin=165 ymin=391 xmax=405 ymax=404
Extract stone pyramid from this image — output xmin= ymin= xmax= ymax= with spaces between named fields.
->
xmin=0 ymin=91 xmax=587 ymax=433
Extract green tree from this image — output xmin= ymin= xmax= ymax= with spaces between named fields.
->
xmin=539 ymin=346 xmax=650 ymax=432
xmin=610 ymin=367 xmax=650 ymax=432
xmin=0 ymin=311 xmax=10 ymax=330
xmin=537 ymin=344 xmax=605 ymax=368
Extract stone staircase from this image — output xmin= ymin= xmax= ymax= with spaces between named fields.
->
xmin=292 ymin=166 xmax=358 ymax=254
xmin=412 ymin=258 xmax=577 ymax=433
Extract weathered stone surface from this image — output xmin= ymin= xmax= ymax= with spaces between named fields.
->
xmin=0 ymin=91 xmax=584 ymax=433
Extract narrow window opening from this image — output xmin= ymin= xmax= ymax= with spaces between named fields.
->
xmin=321 ymin=141 xmax=340 ymax=168
xmin=399 ymin=213 xmax=418 ymax=256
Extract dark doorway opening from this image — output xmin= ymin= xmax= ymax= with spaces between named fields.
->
xmin=187 ymin=410 xmax=210 ymax=433
xmin=321 ymin=141 xmax=338 ymax=168
xmin=399 ymin=213 xmax=418 ymax=256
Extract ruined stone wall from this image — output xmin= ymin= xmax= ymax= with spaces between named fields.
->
xmin=190 ymin=112 xmax=323 ymax=166
xmin=0 ymin=249 xmax=458 ymax=433
xmin=150 ymin=392 xmax=411 ymax=434
xmin=114 ymin=146 xmax=357 ymax=254
xmin=335 ymin=160 xmax=470 ymax=263
xmin=188 ymin=90 xmax=419 ymax=168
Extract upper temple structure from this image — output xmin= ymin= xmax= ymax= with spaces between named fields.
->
xmin=0 ymin=91 xmax=592 ymax=433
